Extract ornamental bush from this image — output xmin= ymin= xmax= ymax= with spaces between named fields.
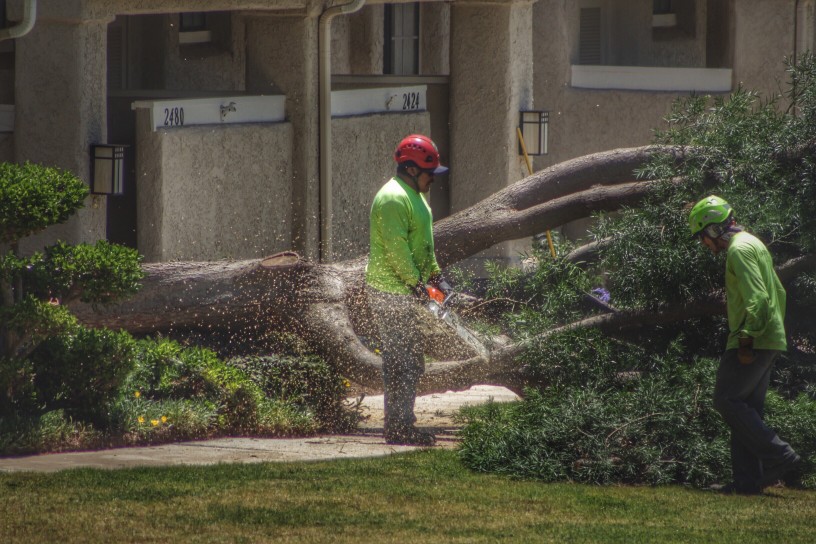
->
xmin=0 ymin=161 xmax=143 ymax=422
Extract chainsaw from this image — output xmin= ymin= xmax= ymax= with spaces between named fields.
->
xmin=424 ymin=286 xmax=488 ymax=357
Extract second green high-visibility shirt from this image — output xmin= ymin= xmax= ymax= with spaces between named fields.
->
xmin=725 ymin=231 xmax=787 ymax=351
xmin=366 ymin=176 xmax=441 ymax=295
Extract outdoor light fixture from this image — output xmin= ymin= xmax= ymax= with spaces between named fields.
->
xmin=91 ymin=144 xmax=126 ymax=195
xmin=518 ymin=110 xmax=549 ymax=156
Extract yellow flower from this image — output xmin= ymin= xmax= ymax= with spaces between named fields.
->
xmin=374 ymin=349 xmax=381 ymax=354
xmin=134 ymin=391 xmax=141 ymax=398
xmin=137 ymin=416 xmax=145 ymax=424
xmin=343 ymin=379 xmax=351 ymax=388
xmin=161 ymin=416 xmax=168 ymax=423
xmin=151 ymin=419 xmax=159 ymax=427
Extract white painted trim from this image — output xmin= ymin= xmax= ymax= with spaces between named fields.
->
xmin=571 ymin=65 xmax=732 ymax=92
xmin=0 ymin=105 xmax=14 ymax=132
xmin=331 ymin=85 xmax=427 ymax=117
xmin=179 ymin=30 xmax=212 ymax=44
xmin=132 ymin=95 xmax=286 ymax=131
xmin=652 ymin=13 xmax=677 ymax=27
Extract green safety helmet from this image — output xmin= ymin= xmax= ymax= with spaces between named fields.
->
xmin=688 ymin=195 xmax=734 ymax=237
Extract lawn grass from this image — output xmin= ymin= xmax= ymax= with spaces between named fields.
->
xmin=1 ymin=449 xmax=814 ymax=543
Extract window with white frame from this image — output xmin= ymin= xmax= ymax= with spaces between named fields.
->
xmin=384 ymin=3 xmax=420 ymax=75
xmin=179 ymin=12 xmax=211 ymax=44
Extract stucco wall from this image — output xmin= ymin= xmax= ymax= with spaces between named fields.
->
xmin=535 ymin=0 xmax=796 ymax=169
xmin=161 ymin=13 xmax=246 ymax=91
xmin=330 ymin=111 xmax=432 ymax=261
xmin=136 ymin=114 xmax=293 ymax=262
xmin=733 ymin=0 xmax=796 ymax=97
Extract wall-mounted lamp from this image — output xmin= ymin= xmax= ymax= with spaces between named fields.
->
xmin=518 ymin=110 xmax=549 ymax=156
xmin=91 ymin=144 xmax=126 ymax=195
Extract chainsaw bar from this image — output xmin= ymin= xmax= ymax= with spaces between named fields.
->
xmin=426 ymin=294 xmax=488 ymax=358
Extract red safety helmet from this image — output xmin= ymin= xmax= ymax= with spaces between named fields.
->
xmin=394 ymin=134 xmax=449 ymax=175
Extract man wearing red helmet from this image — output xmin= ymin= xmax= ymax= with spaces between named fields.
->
xmin=365 ymin=134 xmax=452 ymax=446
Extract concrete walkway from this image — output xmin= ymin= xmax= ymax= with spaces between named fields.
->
xmin=0 ymin=385 xmax=519 ymax=473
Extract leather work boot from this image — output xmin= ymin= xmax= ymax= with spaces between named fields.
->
xmin=384 ymin=426 xmax=436 ymax=447
xmin=708 ymin=482 xmax=762 ymax=495
xmin=759 ymin=453 xmax=802 ymax=489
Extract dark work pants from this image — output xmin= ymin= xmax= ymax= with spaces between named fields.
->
xmin=366 ymin=287 xmax=424 ymax=434
xmin=713 ymin=349 xmax=796 ymax=488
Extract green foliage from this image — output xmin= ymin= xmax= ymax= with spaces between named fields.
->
xmin=766 ymin=391 xmax=816 ymax=488
xmin=228 ymin=354 xmax=364 ymax=433
xmin=460 ymin=57 xmax=816 ymax=489
xmin=0 ymin=410 xmax=103 ymax=454
xmin=483 ymin=251 xmax=596 ymax=337
xmin=0 ymin=295 xmax=79 ymax=355
xmin=0 ymin=337 xmax=340 ymax=454
xmin=25 ymin=240 xmax=144 ymax=304
xmin=459 ymin=344 xmax=734 ymax=486
xmin=0 ymin=162 xmax=88 ymax=243
xmin=28 ymin=326 xmax=137 ymax=425
xmin=0 ymin=357 xmax=38 ymax=415
xmin=122 ymin=338 xmax=267 ymax=433
xmin=118 ymin=338 xmax=339 ymax=438
xmin=595 ymin=57 xmax=816 ymax=312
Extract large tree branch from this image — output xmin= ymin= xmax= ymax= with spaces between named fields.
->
xmin=435 ymin=180 xmax=665 ymax=266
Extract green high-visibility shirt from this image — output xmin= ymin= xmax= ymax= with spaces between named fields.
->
xmin=724 ymin=231 xmax=787 ymax=351
xmin=365 ymin=176 xmax=441 ymax=295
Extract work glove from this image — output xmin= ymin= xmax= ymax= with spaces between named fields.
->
xmin=737 ymin=336 xmax=754 ymax=365
xmin=428 ymin=274 xmax=453 ymax=297
xmin=411 ymin=281 xmax=430 ymax=302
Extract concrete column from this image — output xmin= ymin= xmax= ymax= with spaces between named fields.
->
xmin=733 ymin=0 xmax=794 ymax=97
xmin=15 ymin=15 xmax=111 ymax=253
xmin=246 ymin=14 xmax=321 ymax=261
xmin=421 ymin=2 xmax=450 ymax=75
xmin=349 ymin=5 xmax=384 ymax=75
xmin=449 ymin=0 xmax=535 ymax=265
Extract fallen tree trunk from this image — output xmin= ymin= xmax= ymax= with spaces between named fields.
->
xmin=72 ymin=144 xmax=814 ymax=395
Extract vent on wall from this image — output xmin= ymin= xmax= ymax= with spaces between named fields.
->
xmin=579 ymin=7 xmax=601 ymax=65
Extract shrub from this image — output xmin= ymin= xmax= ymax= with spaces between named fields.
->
xmin=458 ymin=331 xmax=735 ymax=487
xmin=0 ymin=162 xmax=87 ymax=242
xmin=228 ymin=354 xmax=364 ymax=433
xmin=28 ymin=326 xmax=137 ymax=425
xmin=25 ymin=240 xmax=143 ymax=304
xmin=119 ymin=338 xmax=325 ymax=438
xmin=0 ymin=410 xmax=103 ymax=455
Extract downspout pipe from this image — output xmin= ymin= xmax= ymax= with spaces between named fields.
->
xmin=0 ymin=0 xmax=37 ymax=41
xmin=318 ymin=0 xmax=366 ymax=262
xmin=793 ymin=0 xmax=800 ymax=67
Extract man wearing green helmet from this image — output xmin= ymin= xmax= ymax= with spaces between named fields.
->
xmin=689 ymin=195 xmax=801 ymax=494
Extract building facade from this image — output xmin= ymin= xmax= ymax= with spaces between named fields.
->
xmin=1 ymin=0 xmax=812 ymax=265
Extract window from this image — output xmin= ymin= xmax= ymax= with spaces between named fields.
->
xmin=180 ymin=12 xmax=207 ymax=32
xmin=653 ymin=0 xmax=673 ymax=14
xmin=384 ymin=3 xmax=419 ymax=75
xmin=178 ymin=11 xmax=232 ymax=50
xmin=179 ymin=12 xmax=211 ymax=44
xmin=578 ymin=7 xmax=602 ymax=65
